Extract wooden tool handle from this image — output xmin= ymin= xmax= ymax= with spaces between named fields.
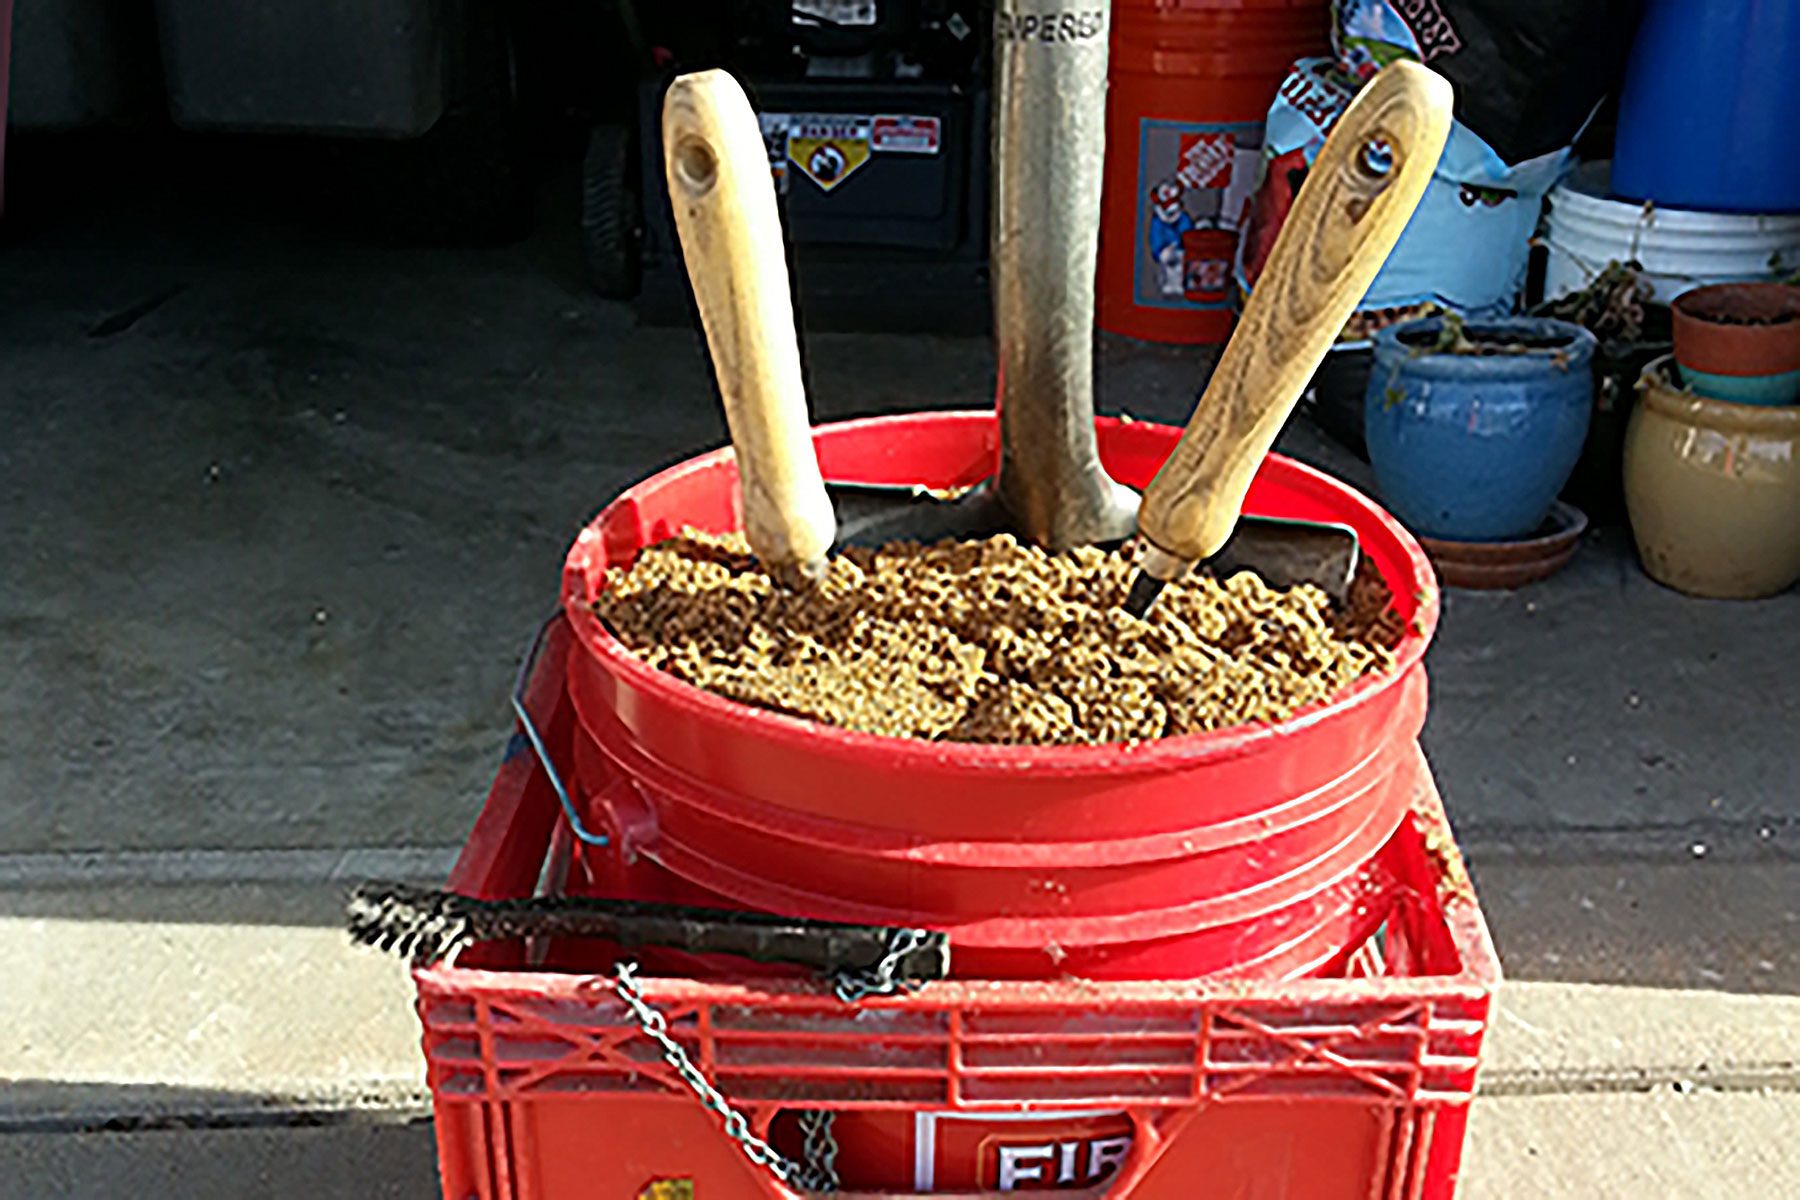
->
xmin=1136 ymin=61 xmax=1453 ymax=577
xmin=663 ymin=70 xmax=835 ymax=584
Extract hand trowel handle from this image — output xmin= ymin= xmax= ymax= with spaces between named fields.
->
xmin=663 ymin=70 xmax=836 ymax=585
xmin=1135 ymin=61 xmax=1454 ymax=582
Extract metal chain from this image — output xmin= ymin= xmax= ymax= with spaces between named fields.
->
xmin=831 ymin=926 xmax=933 ymax=1004
xmin=607 ymin=930 xmax=934 ymax=1193
xmin=797 ymin=1110 xmax=841 ymax=1192
xmin=611 ymin=963 xmax=835 ymax=1192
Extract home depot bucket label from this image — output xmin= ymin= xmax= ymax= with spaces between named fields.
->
xmin=1131 ymin=117 xmax=1264 ymax=312
xmin=788 ymin=115 xmax=874 ymax=191
xmin=872 ymin=114 xmax=942 ymax=154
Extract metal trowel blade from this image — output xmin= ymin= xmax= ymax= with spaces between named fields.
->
xmin=827 ymin=481 xmax=1358 ymax=607
xmin=1208 ymin=517 xmax=1360 ymax=604
xmin=826 ymin=480 xmax=1013 ymax=549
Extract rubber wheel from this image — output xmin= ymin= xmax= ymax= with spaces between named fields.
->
xmin=582 ymin=123 xmax=642 ymax=298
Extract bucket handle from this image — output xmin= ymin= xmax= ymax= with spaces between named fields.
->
xmin=512 ymin=612 xmax=610 ymax=847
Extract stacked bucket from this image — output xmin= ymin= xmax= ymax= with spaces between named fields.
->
xmin=545 ymin=1 xmax=1439 ymax=986
xmin=558 ymin=413 xmax=1439 ymax=984
xmin=554 ymin=1 xmax=1440 ymax=984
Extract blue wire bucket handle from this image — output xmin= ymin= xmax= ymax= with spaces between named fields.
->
xmin=511 ymin=613 xmax=609 ymax=847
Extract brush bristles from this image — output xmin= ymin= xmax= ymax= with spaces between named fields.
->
xmin=346 ymin=882 xmax=475 ymax=965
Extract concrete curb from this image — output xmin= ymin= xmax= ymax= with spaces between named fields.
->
xmin=0 ymin=848 xmax=460 ymax=889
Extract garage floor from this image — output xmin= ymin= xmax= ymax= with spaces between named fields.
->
xmin=1 ymin=142 xmax=1796 ymax=1195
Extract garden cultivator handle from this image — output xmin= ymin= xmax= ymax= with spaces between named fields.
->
xmin=662 ymin=70 xmax=836 ymax=587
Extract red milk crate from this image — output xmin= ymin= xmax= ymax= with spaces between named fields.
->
xmin=411 ymin=617 xmax=1500 ymax=1199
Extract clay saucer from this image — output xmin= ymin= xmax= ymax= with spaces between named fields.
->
xmin=1417 ymin=502 xmax=1589 ymax=590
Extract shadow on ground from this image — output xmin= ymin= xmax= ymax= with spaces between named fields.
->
xmin=0 ymin=1083 xmax=436 ymax=1200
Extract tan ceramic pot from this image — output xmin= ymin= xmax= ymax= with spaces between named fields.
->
xmin=1624 ymin=355 xmax=1800 ymax=599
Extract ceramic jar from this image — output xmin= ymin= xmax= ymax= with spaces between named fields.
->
xmin=1624 ymin=355 xmax=1800 ymax=599
xmin=1365 ymin=317 xmax=1596 ymax=541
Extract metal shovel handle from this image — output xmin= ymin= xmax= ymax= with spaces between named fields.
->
xmin=991 ymin=3 xmax=1137 ymax=551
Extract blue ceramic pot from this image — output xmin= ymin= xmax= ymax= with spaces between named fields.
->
xmin=1365 ymin=318 xmax=1596 ymax=541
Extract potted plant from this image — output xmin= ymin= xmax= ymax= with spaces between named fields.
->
xmin=1670 ymin=282 xmax=1800 ymax=406
xmin=1364 ymin=314 xmax=1596 ymax=545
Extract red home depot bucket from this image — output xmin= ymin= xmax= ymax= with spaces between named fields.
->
xmin=1096 ymin=0 xmax=1330 ymax=344
xmin=561 ymin=412 xmax=1438 ymax=980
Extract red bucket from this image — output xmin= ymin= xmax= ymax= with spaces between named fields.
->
xmin=1180 ymin=227 xmax=1236 ymax=303
xmin=561 ymin=413 xmax=1438 ymax=980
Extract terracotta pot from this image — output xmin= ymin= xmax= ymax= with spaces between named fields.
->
xmin=1671 ymin=283 xmax=1800 ymax=407
xmin=1418 ymin=502 xmax=1588 ymax=591
xmin=1624 ymin=355 xmax=1800 ymax=600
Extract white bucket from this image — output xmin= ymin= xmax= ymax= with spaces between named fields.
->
xmin=1543 ymin=161 xmax=1800 ymax=304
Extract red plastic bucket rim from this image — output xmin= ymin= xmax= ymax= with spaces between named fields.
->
xmin=563 ymin=411 xmax=1439 ymax=777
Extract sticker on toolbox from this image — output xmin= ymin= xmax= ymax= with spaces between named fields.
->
xmin=794 ymin=0 xmax=878 ymax=25
xmin=872 ymin=114 xmax=942 ymax=155
xmin=636 ymin=1181 xmax=693 ymax=1200
xmin=787 ymin=115 xmax=874 ymax=191
xmin=758 ymin=112 xmax=792 ymax=194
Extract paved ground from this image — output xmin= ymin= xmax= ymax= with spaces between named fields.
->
xmin=1 ymin=146 xmax=1796 ymax=1195
xmin=9 ymin=1090 xmax=1797 ymax=1200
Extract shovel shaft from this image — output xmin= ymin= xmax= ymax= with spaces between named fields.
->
xmin=991 ymin=3 xmax=1137 ymax=551
xmin=1136 ymin=61 xmax=1454 ymax=577
xmin=663 ymin=71 xmax=836 ymax=584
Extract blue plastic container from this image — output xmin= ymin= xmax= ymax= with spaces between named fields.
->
xmin=1365 ymin=318 xmax=1597 ymax=542
xmin=1611 ymin=0 xmax=1800 ymax=213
